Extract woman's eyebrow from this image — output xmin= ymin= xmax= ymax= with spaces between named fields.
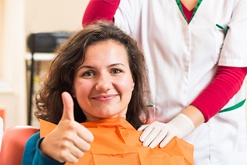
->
xmin=77 ymin=65 xmax=94 ymax=70
xmin=77 ymin=63 xmax=126 ymax=70
xmin=109 ymin=63 xmax=124 ymax=67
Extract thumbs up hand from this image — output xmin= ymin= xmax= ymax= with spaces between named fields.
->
xmin=40 ymin=92 xmax=94 ymax=163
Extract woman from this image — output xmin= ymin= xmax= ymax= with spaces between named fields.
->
xmin=83 ymin=1 xmax=247 ymax=164
xmin=22 ymin=21 xmax=193 ymax=165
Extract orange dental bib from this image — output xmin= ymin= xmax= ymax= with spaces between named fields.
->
xmin=40 ymin=118 xmax=194 ymax=165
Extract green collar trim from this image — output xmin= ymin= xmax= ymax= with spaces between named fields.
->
xmin=176 ymin=0 xmax=203 ymax=23
xmin=216 ymin=24 xmax=228 ymax=34
xmin=219 ymin=99 xmax=246 ymax=113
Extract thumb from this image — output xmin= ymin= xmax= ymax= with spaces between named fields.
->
xmin=61 ymin=91 xmax=75 ymax=121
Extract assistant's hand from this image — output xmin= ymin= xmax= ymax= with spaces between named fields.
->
xmin=138 ymin=114 xmax=194 ymax=148
xmin=40 ymin=92 xmax=94 ymax=163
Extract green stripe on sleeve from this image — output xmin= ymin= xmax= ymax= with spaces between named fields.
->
xmin=219 ymin=99 xmax=246 ymax=113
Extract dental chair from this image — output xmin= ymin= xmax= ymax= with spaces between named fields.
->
xmin=0 ymin=117 xmax=3 ymax=151
xmin=0 ymin=125 xmax=39 ymax=165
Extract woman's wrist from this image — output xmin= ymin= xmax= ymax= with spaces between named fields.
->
xmin=181 ymin=105 xmax=205 ymax=128
xmin=167 ymin=113 xmax=195 ymax=138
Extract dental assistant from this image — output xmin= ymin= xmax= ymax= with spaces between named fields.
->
xmin=83 ymin=0 xmax=247 ymax=164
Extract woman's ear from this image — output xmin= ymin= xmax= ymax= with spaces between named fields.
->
xmin=132 ymin=82 xmax=135 ymax=90
xmin=71 ymin=88 xmax=76 ymax=98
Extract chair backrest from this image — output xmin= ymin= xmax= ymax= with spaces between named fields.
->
xmin=0 ymin=125 xmax=39 ymax=165
xmin=0 ymin=117 xmax=3 ymax=151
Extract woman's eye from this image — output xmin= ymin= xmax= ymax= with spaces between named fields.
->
xmin=82 ymin=71 xmax=95 ymax=77
xmin=111 ymin=69 xmax=122 ymax=74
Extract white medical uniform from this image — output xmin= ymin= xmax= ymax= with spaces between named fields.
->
xmin=114 ymin=0 xmax=247 ymax=164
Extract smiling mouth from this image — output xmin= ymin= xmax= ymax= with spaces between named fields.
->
xmin=92 ymin=94 xmax=117 ymax=101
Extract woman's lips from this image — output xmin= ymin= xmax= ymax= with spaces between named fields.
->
xmin=92 ymin=94 xmax=118 ymax=101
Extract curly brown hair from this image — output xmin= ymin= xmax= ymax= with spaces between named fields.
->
xmin=35 ymin=21 xmax=150 ymax=129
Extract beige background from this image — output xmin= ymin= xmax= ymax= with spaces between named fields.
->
xmin=0 ymin=0 xmax=89 ymax=128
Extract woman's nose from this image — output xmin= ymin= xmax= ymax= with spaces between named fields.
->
xmin=95 ymin=74 xmax=112 ymax=91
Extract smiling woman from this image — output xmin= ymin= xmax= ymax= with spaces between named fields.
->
xmin=33 ymin=21 xmax=150 ymax=129
xmin=74 ymin=40 xmax=134 ymax=122
xmin=22 ymin=21 xmax=194 ymax=165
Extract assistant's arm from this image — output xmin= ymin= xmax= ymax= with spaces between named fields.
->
xmin=22 ymin=132 xmax=63 ymax=165
xmin=177 ymin=67 xmax=247 ymax=145
xmin=175 ymin=66 xmax=247 ymax=129
xmin=139 ymin=66 xmax=247 ymax=148
xmin=82 ymin=0 xmax=120 ymax=26
xmin=189 ymin=66 xmax=247 ymax=124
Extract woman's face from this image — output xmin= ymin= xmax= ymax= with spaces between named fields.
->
xmin=73 ymin=40 xmax=134 ymax=122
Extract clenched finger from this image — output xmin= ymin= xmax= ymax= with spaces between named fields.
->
xmin=73 ymin=135 xmax=92 ymax=152
xmin=76 ymin=123 xmax=94 ymax=143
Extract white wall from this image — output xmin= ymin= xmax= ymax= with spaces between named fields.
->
xmin=0 ymin=0 xmax=89 ymax=129
xmin=0 ymin=0 xmax=26 ymax=129
xmin=25 ymin=0 xmax=88 ymax=33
